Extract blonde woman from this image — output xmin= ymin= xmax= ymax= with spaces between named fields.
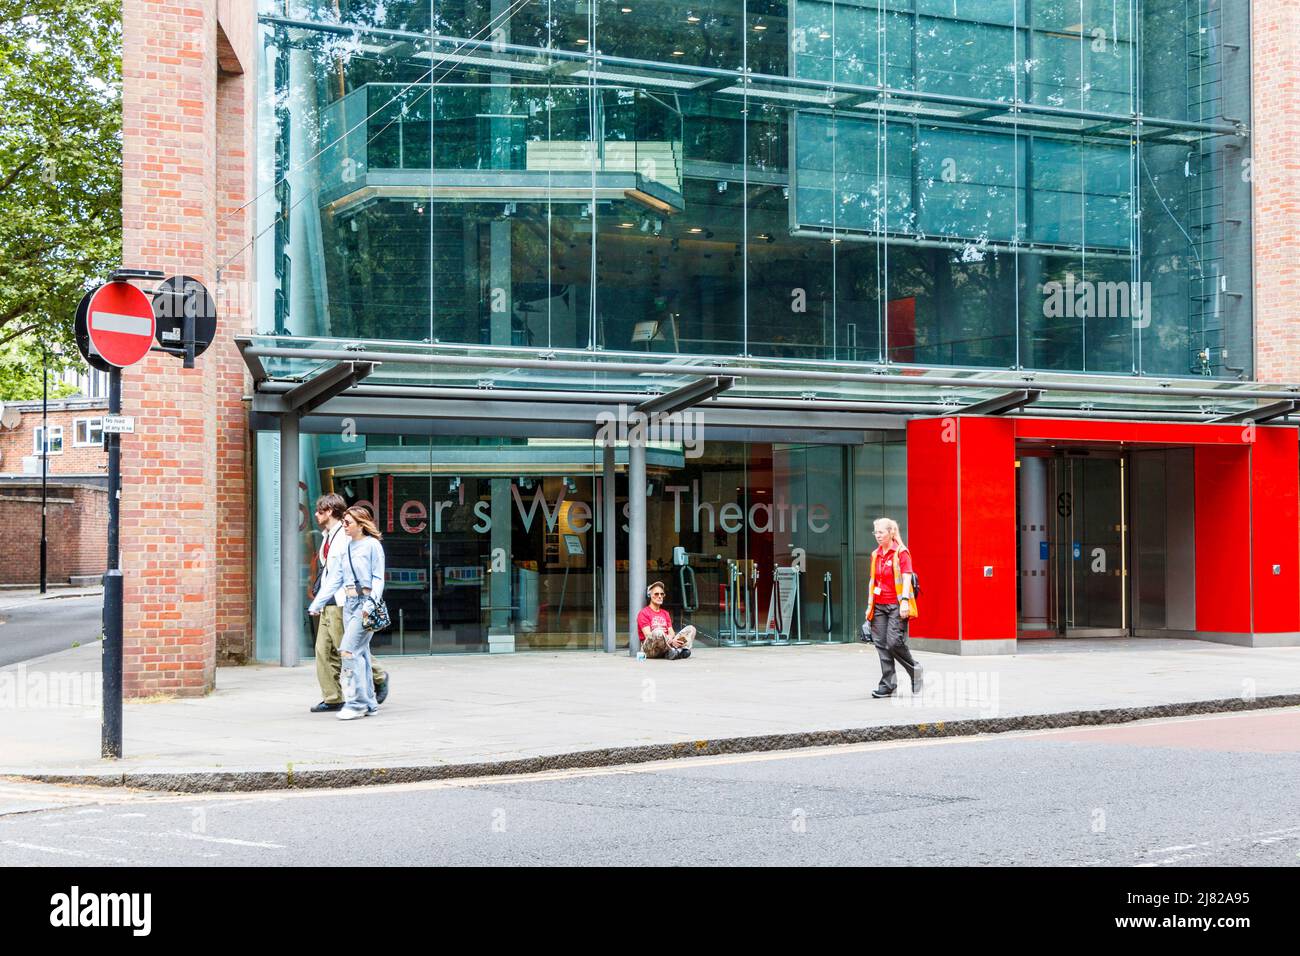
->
xmin=864 ymin=517 xmax=924 ymax=698
xmin=309 ymin=505 xmax=386 ymax=720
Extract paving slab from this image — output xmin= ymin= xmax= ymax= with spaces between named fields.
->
xmin=2 ymin=638 xmax=1298 ymax=790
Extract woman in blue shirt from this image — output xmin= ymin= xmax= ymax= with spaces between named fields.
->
xmin=308 ymin=504 xmax=386 ymax=720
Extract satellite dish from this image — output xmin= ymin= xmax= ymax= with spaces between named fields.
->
xmin=0 ymin=404 xmax=22 ymax=430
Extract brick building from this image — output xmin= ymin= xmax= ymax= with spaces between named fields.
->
xmin=117 ymin=1 xmax=1300 ymax=698
xmin=0 ymin=398 xmax=110 ymax=479
xmin=0 ymin=398 xmax=109 ymax=585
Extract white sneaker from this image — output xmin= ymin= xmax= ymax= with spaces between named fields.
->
xmin=337 ymin=707 xmax=369 ymax=721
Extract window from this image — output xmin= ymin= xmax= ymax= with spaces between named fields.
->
xmin=74 ymin=418 xmax=104 ymax=447
xmin=34 ymin=425 xmax=63 ymax=456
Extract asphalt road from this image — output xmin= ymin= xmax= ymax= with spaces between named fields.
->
xmin=0 ymin=596 xmax=103 ymax=668
xmin=1 ymin=708 xmax=1298 ymax=866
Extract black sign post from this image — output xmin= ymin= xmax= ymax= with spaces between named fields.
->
xmin=76 ymin=269 xmax=210 ymax=760
xmin=102 ymin=368 xmax=123 ymax=758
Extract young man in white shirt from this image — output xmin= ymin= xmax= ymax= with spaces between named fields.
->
xmin=309 ymin=493 xmax=389 ymax=712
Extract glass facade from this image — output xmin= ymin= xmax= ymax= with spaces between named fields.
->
xmin=253 ymin=430 xmax=905 ymax=658
xmin=250 ymin=1 xmax=1254 ymax=657
xmin=259 ymin=0 xmax=1251 ymax=376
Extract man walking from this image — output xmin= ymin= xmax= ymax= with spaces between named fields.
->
xmin=309 ymin=493 xmax=389 ymax=712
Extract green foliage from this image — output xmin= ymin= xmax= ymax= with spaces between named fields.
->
xmin=0 ymin=339 xmax=77 ymax=400
xmin=0 ymin=0 xmax=121 ymax=376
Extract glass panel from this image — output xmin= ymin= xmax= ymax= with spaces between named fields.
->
xmin=851 ymin=436 xmax=907 ymax=631
xmin=256 ymin=0 xmax=1253 ymax=388
xmin=1062 ymin=456 xmax=1124 ymax=630
xmin=1131 ymin=450 xmax=1166 ymax=630
xmin=915 ymin=2 xmax=1019 ymax=101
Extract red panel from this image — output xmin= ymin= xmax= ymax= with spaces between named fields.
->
xmin=956 ymin=418 xmax=1018 ymax=640
xmin=1250 ymin=428 xmax=1300 ymax=633
xmin=906 ymin=418 xmax=959 ymax=642
xmin=887 ymin=297 xmax=916 ymax=363
xmin=1015 ymin=418 xmax=1248 ymax=446
xmin=1195 ymin=445 xmax=1251 ymax=633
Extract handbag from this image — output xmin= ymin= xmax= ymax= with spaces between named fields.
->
xmin=345 ymin=542 xmax=392 ymax=632
xmin=859 ymin=620 xmax=874 ymax=645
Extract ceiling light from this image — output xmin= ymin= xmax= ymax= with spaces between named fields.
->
xmin=619 ymin=222 xmax=634 ymax=228
xmin=576 ymin=38 xmax=588 ymax=45
xmin=688 ymin=227 xmax=703 ymax=233
xmin=621 ymin=6 xmax=632 ymax=11
xmin=753 ymin=24 xmax=766 ymax=31
xmin=671 ymin=50 xmax=685 ymax=56
xmin=687 ymin=15 xmax=700 ymax=23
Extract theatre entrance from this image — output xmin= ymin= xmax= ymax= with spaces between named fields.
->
xmin=1016 ymin=448 xmax=1196 ymax=639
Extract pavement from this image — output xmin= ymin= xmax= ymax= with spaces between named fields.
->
xmin=2 ymin=636 xmax=1299 ymax=791
xmin=0 ymin=586 xmax=103 ymax=611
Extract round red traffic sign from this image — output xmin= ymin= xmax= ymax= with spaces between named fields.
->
xmin=86 ymin=281 xmax=156 ymax=368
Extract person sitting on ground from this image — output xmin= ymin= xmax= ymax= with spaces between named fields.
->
xmin=636 ymin=581 xmax=696 ymax=660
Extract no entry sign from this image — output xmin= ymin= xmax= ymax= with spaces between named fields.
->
xmin=85 ymin=281 xmax=155 ymax=368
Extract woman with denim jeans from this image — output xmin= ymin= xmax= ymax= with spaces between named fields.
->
xmin=308 ymin=505 xmax=386 ymax=720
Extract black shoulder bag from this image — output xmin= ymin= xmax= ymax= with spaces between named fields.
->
xmin=346 ymin=541 xmax=392 ymax=632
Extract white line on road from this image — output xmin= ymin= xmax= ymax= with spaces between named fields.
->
xmin=169 ymin=830 xmax=284 ymax=849
xmin=1 ymin=839 xmax=131 ymax=864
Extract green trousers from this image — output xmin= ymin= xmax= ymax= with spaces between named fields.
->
xmin=315 ymin=603 xmax=387 ymax=704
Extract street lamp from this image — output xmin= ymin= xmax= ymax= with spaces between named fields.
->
xmin=39 ymin=338 xmax=63 ymax=595
xmin=41 ymin=338 xmax=48 ymax=593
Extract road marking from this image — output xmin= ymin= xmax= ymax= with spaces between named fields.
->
xmin=0 ymin=839 xmax=131 ymax=864
xmin=1136 ymin=824 xmax=1300 ymax=866
xmin=169 ymin=830 xmax=284 ymax=849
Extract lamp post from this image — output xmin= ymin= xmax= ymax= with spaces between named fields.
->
xmin=40 ymin=338 xmax=48 ymax=594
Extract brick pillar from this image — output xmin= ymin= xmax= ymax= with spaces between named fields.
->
xmin=214 ymin=14 xmax=256 ymax=663
xmin=1252 ymin=0 xmax=1300 ymax=383
xmin=121 ymin=0 xmax=253 ymax=696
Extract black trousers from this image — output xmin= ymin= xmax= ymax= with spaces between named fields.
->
xmin=870 ymin=603 xmax=919 ymax=692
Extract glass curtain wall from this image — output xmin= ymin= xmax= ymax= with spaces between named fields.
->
xmin=253 ymin=429 xmax=904 ymax=657
xmin=258 ymin=0 xmax=1252 ymax=378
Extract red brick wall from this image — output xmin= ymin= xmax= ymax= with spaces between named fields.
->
xmin=0 ymin=407 xmax=110 ymax=477
xmin=0 ymin=484 xmax=108 ymax=584
xmin=121 ymin=0 xmax=253 ymax=696
xmin=214 ymin=13 xmax=255 ymax=665
xmin=1252 ymin=0 xmax=1300 ymax=383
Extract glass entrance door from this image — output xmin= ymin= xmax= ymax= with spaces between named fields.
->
xmin=1052 ymin=455 xmax=1128 ymax=635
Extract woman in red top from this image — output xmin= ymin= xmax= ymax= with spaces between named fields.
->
xmin=864 ymin=517 xmax=924 ymax=697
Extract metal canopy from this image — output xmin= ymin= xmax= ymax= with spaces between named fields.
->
xmin=959 ymin=389 xmax=1043 ymax=417
xmin=283 ymin=360 xmax=377 ymax=414
xmin=1211 ymin=399 xmax=1300 ymax=425
xmin=234 ymin=336 xmax=1300 ymax=429
xmin=637 ymin=376 xmax=736 ymax=416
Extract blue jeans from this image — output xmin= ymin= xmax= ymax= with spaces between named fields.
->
xmin=340 ymin=595 xmax=377 ymax=713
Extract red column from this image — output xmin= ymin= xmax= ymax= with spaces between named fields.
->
xmin=1194 ymin=445 xmax=1251 ymax=634
xmin=1193 ymin=427 xmax=1298 ymax=638
xmin=1249 ymin=428 xmax=1300 ymax=635
xmin=907 ymin=417 xmax=1017 ymax=651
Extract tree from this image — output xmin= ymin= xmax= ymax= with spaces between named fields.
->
xmin=0 ymin=0 xmax=121 ymax=396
